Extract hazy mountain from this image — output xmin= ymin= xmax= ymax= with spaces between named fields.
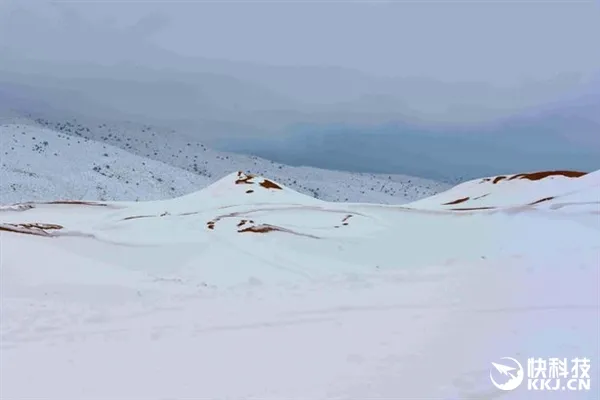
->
xmin=218 ymin=97 xmax=600 ymax=181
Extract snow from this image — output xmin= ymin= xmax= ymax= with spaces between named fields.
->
xmin=0 ymin=123 xmax=212 ymax=203
xmin=1 ymin=168 xmax=599 ymax=399
xmin=406 ymin=170 xmax=600 ymax=213
xmin=1 ymin=121 xmax=448 ymax=204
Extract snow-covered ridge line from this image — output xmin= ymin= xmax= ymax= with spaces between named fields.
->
xmin=404 ymin=169 xmax=599 ymax=212
xmin=1 ymin=168 xmax=597 ymax=241
xmin=1 ymin=122 xmax=448 ymax=205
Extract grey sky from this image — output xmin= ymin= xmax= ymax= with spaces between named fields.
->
xmin=3 ymin=0 xmax=599 ymax=83
xmin=154 ymin=0 xmax=600 ymax=82
xmin=1 ymin=0 xmax=598 ymax=176
xmin=1 ymin=0 xmax=599 ymax=127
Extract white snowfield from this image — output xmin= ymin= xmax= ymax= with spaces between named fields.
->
xmin=1 ymin=170 xmax=599 ymax=399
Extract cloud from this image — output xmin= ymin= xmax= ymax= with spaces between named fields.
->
xmin=0 ymin=0 xmax=598 ymax=130
xmin=128 ymin=12 xmax=171 ymax=39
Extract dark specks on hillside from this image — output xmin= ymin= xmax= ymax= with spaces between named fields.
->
xmin=3 ymin=113 xmax=449 ymax=204
xmin=1 ymin=122 xmax=214 ymax=203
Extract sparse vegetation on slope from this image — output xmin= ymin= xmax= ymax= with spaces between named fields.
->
xmin=1 ymin=120 xmax=448 ymax=205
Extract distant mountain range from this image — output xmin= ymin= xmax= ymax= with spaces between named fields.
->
xmin=218 ymin=92 xmax=600 ymax=181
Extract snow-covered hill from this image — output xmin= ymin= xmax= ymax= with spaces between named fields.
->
xmin=1 ymin=120 xmax=448 ymax=204
xmin=1 ymin=123 xmax=214 ymax=203
xmin=406 ymin=169 xmax=600 ymax=213
xmin=1 ymin=168 xmax=598 ymax=399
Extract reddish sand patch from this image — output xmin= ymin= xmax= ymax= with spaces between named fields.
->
xmin=238 ymin=224 xmax=278 ymax=233
xmin=179 ymin=211 xmax=199 ymax=216
xmin=13 ymin=200 xmax=122 ymax=209
xmin=207 ymin=206 xmax=359 ymax=233
xmin=122 ymin=212 xmax=169 ymax=221
xmin=508 ymin=170 xmax=587 ymax=181
xmin=44 ymin=200 xmax=108 ymax=206
xmin=207 ymin=211 xmax=244 ymax=229
xmin=17 ymin=222 xmax=61 ymax=230
xmin=0 ymin=204 xmax=35 ymax=212
xmin=450 ymin=206 xmax=496 ymax=211
xmin=122 ymin=215 xmax=153 ymax=221
xmin=443 ymin=197 xmax=470 ymax=205
xmin=0 ymin=222 xmax=63 ymax=236
xmin=492 ymin=176 xmax=507 ymax=184
xmin=235 ymin=171 xmax=257 ymax=185
xmin=238 ymin=223 xmax=319 ymax=239
xmin=205 ymin=208 xmax=321 ymax=238
xmin=234 ymin=171 xmax=282 ymax=189
xmin=529 ymin=196 xmax=555 ymax=205
xmin=259 ymin=179 xmax=282 ymax=190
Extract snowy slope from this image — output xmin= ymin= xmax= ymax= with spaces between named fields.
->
xmin=1 ymin=169 xmax=598 ymax=399
xmin=1 ymin=120 xmax=448 ymax=204
xmin=1 ymin=123 xmax=213 ymax=203
xmin=406 ymin=170 xmax=600 ymax=213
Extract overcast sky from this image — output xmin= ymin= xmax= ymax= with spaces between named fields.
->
xmin=1 ymin=0 xmax=598 ymax=174
xmin=157 ymin=0 xmax=600 ymax=83
xmin=1 ymin=0 xmax=599 ymax=131
xmin=3 ymin=0 xmax=600 ymax=84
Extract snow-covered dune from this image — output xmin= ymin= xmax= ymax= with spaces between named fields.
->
xmin=1 ymin=169 xmax=598 ymax=399
xmin=405 ymin=169 xmax=599 ymax=213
